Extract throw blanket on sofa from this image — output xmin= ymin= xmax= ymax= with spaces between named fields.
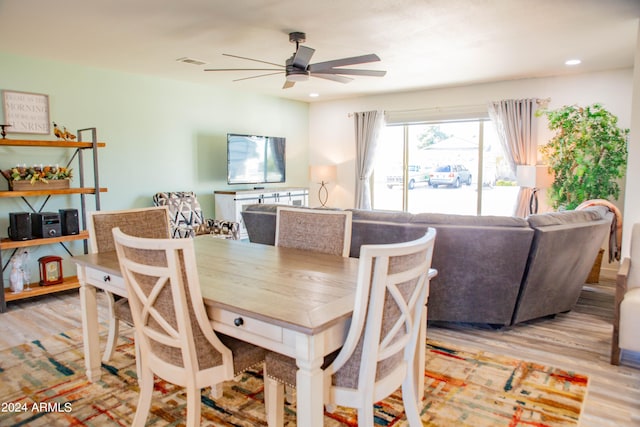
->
xmin=576 ymin=199 xmax=622 ymax=262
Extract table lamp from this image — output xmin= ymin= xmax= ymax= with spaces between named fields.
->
xmin=516 ymin=165 xmax=553 ymax=214
xmin=309 ymin=165 xmax=337 ymax=207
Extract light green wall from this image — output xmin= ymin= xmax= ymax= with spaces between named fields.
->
xmin=0 ymin=51 xmax=309 ymax=281
xmin=0 ymin=52 xmax=309 ymax=212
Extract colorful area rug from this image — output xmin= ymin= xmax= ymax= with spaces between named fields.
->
xmin=0 ymin=330 xmax=588 ymax=426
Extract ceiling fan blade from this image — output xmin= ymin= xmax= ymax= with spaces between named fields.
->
xmin=222 ymin=53 xmax=284 ymax=68
xmin=311 ymin=74 xmax=354 ymax=84
xmin=292 ymin=45 xmax=315 ymax=69
xmin=204 ymin=68 xmax=282 ymax=72
xmin=312 ymin=68 xmax=386 ymax=77
xmin=233 ymin=72 xmax=284 ymax=82
xmin=308 ymin=54 xmax=381 ymax=72
xmin=283 ymin=80 xmax=295 ymax=89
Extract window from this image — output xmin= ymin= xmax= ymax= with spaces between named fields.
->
xmin=372 ymin=119 xmax=518 ymax=215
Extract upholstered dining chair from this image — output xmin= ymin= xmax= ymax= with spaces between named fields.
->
xmin=112 ymin=227 xmax=265 ymax=427
xmin=87 ymin=206 xmax=172 ymax=366
xmin=264 ymin=229 xmax=437 ymax=427
xmin=612 ymin=222 xmax=640 ymax=365
xmin=267 ymin=206 xmax=353 ymax=408
xmin=275 ymin=206 xmax=353 ymax=256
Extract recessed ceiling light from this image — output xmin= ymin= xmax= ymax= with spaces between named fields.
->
xmin=565 ymin=59 xmax=581 ymax=66
xmin=309 ymin=93 xmax=319 ymax=98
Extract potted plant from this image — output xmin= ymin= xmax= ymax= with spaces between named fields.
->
xmin=538 ymin=103 xmax=629 ymax=282
xmin=538 ymin=103 xmax=629 ymax=210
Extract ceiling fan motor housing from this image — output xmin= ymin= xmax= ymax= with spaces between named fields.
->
xmin=285 ymin=56 xmax=309 ymax=81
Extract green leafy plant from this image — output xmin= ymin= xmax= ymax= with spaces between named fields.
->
xmin=538 ymin=103 xmax=629 ymax=210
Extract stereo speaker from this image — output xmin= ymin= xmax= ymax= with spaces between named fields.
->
xmin=8 ymin=212 xmax=32 ymax=241
xmin=59 ymin=208 xmax=79 ymax=235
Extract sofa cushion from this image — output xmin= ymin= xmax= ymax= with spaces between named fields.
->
xmin=526 ymin=206 xmax=607 ymax=228
xmin=412 ymin=212 xmax=529 ymax=227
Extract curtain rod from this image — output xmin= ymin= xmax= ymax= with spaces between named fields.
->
xmin=346 ymin=98 xmax=551 ymax=118
xmin=347 ymin=104 xmax=485 ymax=118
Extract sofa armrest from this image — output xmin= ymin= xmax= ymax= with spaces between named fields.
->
xmin=611 ymin=257 xmax=630 ymax=364
xmin=617 ymin=257 xmax=631 ymax=296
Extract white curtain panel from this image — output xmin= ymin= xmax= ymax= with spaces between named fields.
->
xmin=488 ymin=98 xmax=539 ymax=217
xmin=353 ymin=110 xmax=384 ymax=210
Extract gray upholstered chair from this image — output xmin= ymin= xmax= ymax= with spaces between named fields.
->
xmin=612 ymin=222 xmax=640 ymax=365
xmin=205 ymin=218 xmax=241 ymax=240
xmin=87 ymin=206 xmax=172 ymax=365
xmin=153 ymin=191 xmax=240 ymax=239
xmin=112 ymin=227 xmax=265 ymax=427
xmin=152 ymin=191 xmax=206 ymax=238
xmin=265 ymin=229 xmax=437 ymax=427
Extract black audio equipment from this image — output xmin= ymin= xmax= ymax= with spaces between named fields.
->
xmin=31 ymin=212 xmax=62 ymax=238
xmin=8 ymin=212 xmax=32 ymax=241
xmin=59 ymin=208 xmax=79 ymax=235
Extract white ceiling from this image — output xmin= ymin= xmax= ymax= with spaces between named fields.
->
xmin=0 ymin=0 xmax=638 ymax=103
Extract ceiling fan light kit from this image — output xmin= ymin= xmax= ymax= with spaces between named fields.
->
xmin=205 ymin=31 xmax=386 ymax=89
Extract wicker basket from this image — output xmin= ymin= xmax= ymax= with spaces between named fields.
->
xmin=586 ymin=248 xmax=605 ymax=284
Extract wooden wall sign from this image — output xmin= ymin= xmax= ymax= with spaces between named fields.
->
xmin=2 ymin=90 xmax=51 ymax=135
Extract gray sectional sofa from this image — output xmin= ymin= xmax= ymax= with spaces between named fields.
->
xmin=241 ymin=204 xmax=613 ymax=327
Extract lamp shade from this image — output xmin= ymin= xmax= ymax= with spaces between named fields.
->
xmin=309 ymin=165 xmax=337 ymax=183
xmin=516 ymin=165 xmax=537 ymax=188
xmin=517 ymin=165 xmax=553 ymax=188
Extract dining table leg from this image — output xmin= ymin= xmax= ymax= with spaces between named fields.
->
xmin=295 ymin=333 xmax=326 ymax=427
xmin=79 ymin=268 xmax=102 ymax=382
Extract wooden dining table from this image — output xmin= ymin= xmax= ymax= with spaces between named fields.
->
xmin=72 ymin=235 xmax=361 ymax=427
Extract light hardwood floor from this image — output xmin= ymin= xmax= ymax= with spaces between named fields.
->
xmin=1 ymin=272 xmax=638 ymax=426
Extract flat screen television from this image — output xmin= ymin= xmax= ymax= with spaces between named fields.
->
xmin=227 ymin=133 xmax=286 ymax=185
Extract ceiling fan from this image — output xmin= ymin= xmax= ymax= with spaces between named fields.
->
xmin=204 ymin=32 xmax=386 ymax=89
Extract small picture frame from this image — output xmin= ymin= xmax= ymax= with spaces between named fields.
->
xmin=2 ymin=90 xmax=51 ymax=135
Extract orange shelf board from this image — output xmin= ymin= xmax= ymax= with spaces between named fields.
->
xmin=4 ymin=276 xmax=80 ymax=302
xmin=0 ymin=140 xmax=105 ymax=148
xmin=0 ymin=187 xmax=108 ymax=198
xmin=0 ymin=231 xmax=89 ymax=249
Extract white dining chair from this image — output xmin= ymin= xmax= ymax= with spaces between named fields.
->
xmin=265 ymin=228 xmax=437 ymax=427
xmin=112 ymin=227 xmax=265 ymax=427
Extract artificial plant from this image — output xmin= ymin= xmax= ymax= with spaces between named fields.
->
xmin=538 ymin=103 xmax=629 ymax=210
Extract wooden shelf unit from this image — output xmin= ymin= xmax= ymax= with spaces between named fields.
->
xmin=0 ymin=131 xmax=105 ymax=311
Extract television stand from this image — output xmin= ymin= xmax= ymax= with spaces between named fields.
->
xmin=214 ymin=187 xmax=308 ymax=240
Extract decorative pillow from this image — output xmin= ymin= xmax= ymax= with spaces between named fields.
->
xmin=205 ymin=219 xmax=240 ymax=240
